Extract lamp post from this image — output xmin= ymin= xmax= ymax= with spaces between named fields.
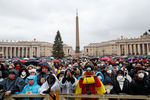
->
xmin=102 ymin=49 xmax=105 ymax=57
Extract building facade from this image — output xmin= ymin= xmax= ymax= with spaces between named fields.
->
xmin=84 ymin=33 xmax=150 ymax=57
xmin=0 ymin=40 xmax=73 ymax=58
xmin=84 ymin=41 xmax=117 ymax=57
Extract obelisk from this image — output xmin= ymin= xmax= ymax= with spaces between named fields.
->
xmin=75 ymin=10 xmax=80 ymax=56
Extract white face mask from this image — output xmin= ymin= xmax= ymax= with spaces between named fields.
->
xmin=87 ymin=67 xmax=91 ymax=71
xmin=98 ymin=76 xmax=102 ymax=80
xmin=9 ymin=66 xmax=13 ymax=69
xmin=105 ymin=85 xmax=113 ymax=94
xmin=107 ymin=70 xmax=112 ymax=74
xmin=55 ymin=69 xmax=57 ymax=72
xmin=22 ymin=72 xmax=26 ymax=76
xmin=132 ymin=64 xmax=136 ymax=67
xmin=138 ymin=73 xmax=144 ymax=78
xmin=117 ymin=75 xmax=124 ymax=81
xmin=119 ymin=64 xmax=122 ymax=67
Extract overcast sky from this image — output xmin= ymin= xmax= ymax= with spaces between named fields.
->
xmin=0 ymin=0 xmax=150 ymax=50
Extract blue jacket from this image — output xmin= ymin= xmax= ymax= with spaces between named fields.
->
xmin=96 ymin=72 xmax=104 ymax=82
xmin=21 ymin=75 xmax=40 ymax=94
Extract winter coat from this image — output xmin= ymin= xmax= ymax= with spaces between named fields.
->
xmin=21 ymin=75 xmax=40 ymax=94
xmin=0 ymin=64 xmax=9 ymax=78
xmin=39 ymin=74 xmax=60 ymax=95
xmin=60 ymin=69 xmax=77 ymax=94
xmin=21 ymin=75 xmax=41 ymax=100
xmin=37 ymin=62 xmax=51 ymax=85
xmin=0 ymin=69 xmax=25 ymax=94
xmin=113 ymin=78 xmax=130 ymax=94
xmin=96 ymin=72 xmax=104 ymax=82
xmin=130 ymin=77 xmax=150 ymax=95
xmin=103 ymin=76 xmax=116 ymax=94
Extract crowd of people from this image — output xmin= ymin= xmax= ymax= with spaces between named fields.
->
xmin=0 ymin=56 xmax=150 ymax=100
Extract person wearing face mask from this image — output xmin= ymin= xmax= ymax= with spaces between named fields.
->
xmin=96 ymin=72 xmax=104 ymax=83
xmin=19 ymin=67 xmax=29 ymax=80
xmin=37 ymin=62 xmax=51 ymax=86
xmin=103 ymin=76 xmax=115 ymax=94
xmin=21 ymin=75 xmax=41 ymax=100
xmin=60 ymin=69 xmax=77 ymax=94
xmin=103 ymin=66 xmax=116 ymax=84
xmin=130 ymin=68 xmax=150 ymax=95
xmin=77 ymin=64 xmax=105 ymax=100
xmin=8 ymin=63 xmax=15 ymax=70
xmin=39 ymin=73 xmax=60 ymax=96
xmin=121 ymin=66 xmax=132 ymax=83
xmin=0 ymin=69 xmax=25 ymax=96
xmin=113 ymin=70 xmax=130 ymax=94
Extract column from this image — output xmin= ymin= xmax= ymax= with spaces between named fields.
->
xmin=29 ymin=47 xmax=33 ymax=58
xmin=147 ymin=43 xmax=149 ymax=55
xmin=118 ymin=44 xmax=120 ymax=56
xmin=143 ymin=44 xmax=145 ymax=55
xmin=2 ymin=47 xmax=4 ymax=57
xmin=14 ymin=47 xmax=16 ymax=57
xmin=126 ymin=44 xmax=129 ymax=56
xmin=138 ymin=44 xmax=141 ymax=55
xmin=18 ymin=47 xmax=20 ymax=58
xmin=10 ymin=47 xmax=12 ymax=58
xmin=129 ymin=44 xmax=132 ymax=55
xmin=133 ymin=44 xmax=136 ymax=55
xmin=6 ymin=47 xmax=8 ymax=58
xmin=22 ymin=47 xmax=24 ymax=58
xmin=26 ymin=47 xmax=28 ymax=58
xmin=37 ymin=47 xmax=40 ymax=57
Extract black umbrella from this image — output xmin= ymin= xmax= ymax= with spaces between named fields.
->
xmin=24 ymin=59 xmax=39 ymax=66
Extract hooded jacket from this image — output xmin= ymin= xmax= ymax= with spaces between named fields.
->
xmin=21 ymin=75 xmax=40 ymax=94
xmin=96 ymin=72 xmax=104 ymax=82
xmin=0 ymin=69 xmax=25 ymax=94
xmin=38 ymin=74 xmax=60 ymax=95
xmin=60 ymin=69 xmax=77 ymax=94
xmin=37 ymin=62 xmax=51 ymax=85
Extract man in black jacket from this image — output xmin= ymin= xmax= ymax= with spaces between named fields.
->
xmin=130 ymin=68 xmax=150 ymax=95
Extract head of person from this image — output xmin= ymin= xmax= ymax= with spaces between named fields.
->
xmin=29 ymin=69 xmax=36 ymax=75
xmin=103 ymin=77 xmax=114 ymax=94
xmin=136 ymin=68 xmax=146 ymax=80
xmin=15 ymin=66 xmax=21 ymax=72
xmin=57 ymin=71 xmax=64 ymax=81
xmin=9 ymin=69 xmax=18 ymax=80
xmin=27 ymin=76 xmax=37 ymax=86
xmin=84 ymin=64 xmax=94 ymax=76
xmin=42 ymin=66 xmax=48 ymax=73
xmin=96 ymin=72 xmax=104 ymax=82
xmin=116 ymin=70 xmax=125 ymax=81
xmin=8 ymin=63 xmax=15 ymax=70
xmin=46 ymin=74 xmax=56 ymax=86
xmin=106 ymin=66 xmax=114 ymax=75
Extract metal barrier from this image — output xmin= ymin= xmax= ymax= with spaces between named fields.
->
xmin=4 ymin=94 xmax=50 ymax=100
xmin=59 ymin=94 xmax=150 ymax=100
xmin=3 ymin=93 xmax=150 ymax=100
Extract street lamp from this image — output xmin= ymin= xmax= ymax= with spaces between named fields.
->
xmin=102 ymin=49 xmax=105 ymax=56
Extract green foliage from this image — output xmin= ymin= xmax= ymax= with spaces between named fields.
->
xmin=52 ymin=30 xmax=65 ymax=58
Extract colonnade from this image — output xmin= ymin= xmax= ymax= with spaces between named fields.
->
xmin=0 ymin=46 xmax=40 ymax=58
xmin=118 ymin=43 xmax=150 ymax=56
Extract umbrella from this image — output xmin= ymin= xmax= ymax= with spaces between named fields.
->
xmin=0 ymin=58 xmax=5 ymax=62
xmin=24 ymin=59 xmax=39 ymax=66
xmin=53 ymin=60 xmax=60 ymax=63
xmin=101 ymin=57 xmax=111 ymax=61
xmin=19 ymin=60 xmax=26 ymax=63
